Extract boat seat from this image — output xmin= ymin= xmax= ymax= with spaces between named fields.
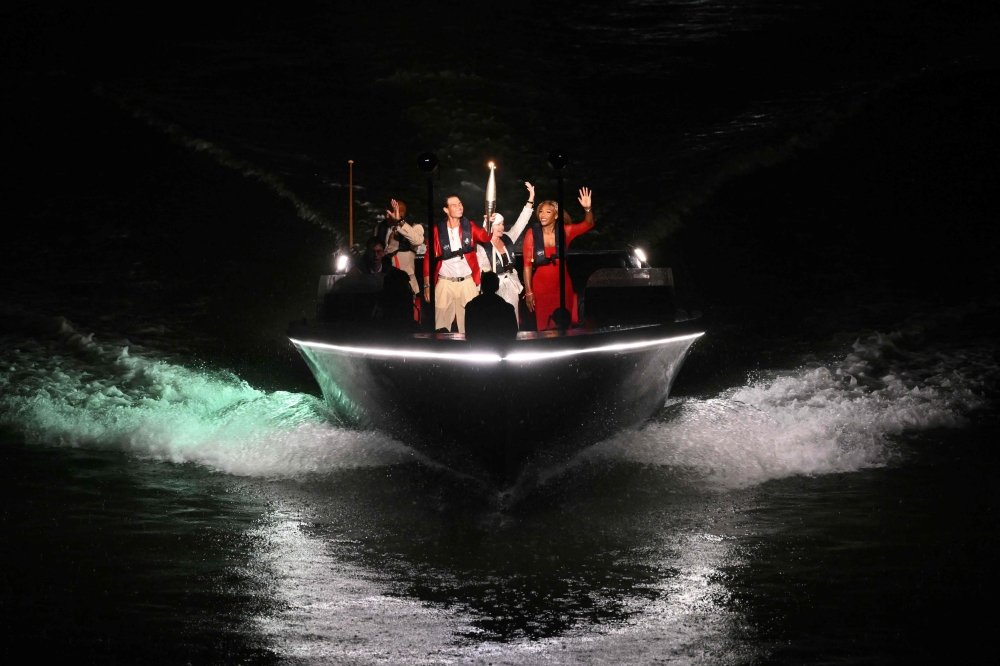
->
xmin=583 ymin=268 xmax=675 ymax=327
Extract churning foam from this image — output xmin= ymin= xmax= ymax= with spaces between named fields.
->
xmin=2 ymin=310 xmax=994 ymax=488
xmin=578 ymin=330 xmax=994 ymax=489
xmin=0 ymin=314 xmax=417 ymax=476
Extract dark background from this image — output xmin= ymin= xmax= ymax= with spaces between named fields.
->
xmin=2 ymin=5 xmax=1000 ymax=662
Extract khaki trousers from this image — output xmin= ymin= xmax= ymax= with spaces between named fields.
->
xmin=391 ymin=252 xmax=420 ymax=295
xmin=434 ymin=278 xmax=479 ymax=332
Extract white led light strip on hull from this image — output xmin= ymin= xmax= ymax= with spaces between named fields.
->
xmin=290 ymin=332 xmax=703 ymax=363
xmin=504 ymin=332 xmax=703 ymax=361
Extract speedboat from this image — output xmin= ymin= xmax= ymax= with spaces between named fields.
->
xmin=290 ymin=251 xmax=704 ymax=483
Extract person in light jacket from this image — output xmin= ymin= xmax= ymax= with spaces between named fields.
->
xmin=375 ymin=199 xmax=424 ymax=296
xmin=476 ymin=181 xmax=535 ymax=324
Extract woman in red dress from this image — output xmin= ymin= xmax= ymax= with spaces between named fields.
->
xmin=522 ymin=187 xmax=594 ymax=330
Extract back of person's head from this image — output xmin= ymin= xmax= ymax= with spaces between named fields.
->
xmin=382 ymin=267 xmax=411 ymax=297
xmin=376 ymin=268 xmax=417 ymax=331
xmin=480 ymin=271 xmax=500 ymax=295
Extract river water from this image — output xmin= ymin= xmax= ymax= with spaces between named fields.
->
xmin=3 ymin=2 xmax=1000 ymax=663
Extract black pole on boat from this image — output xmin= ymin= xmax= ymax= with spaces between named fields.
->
xmin=418 ymin=152 xmax=439 ymax=332
xmin=548 ymin=149 xmax=570 ymax=332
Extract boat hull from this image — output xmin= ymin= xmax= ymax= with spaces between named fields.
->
xmin=290 ymin=325 xmax=702 ymax=482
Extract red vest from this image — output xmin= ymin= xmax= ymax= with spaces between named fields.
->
xmin=423 ymin=217 xmax=491 ymax=286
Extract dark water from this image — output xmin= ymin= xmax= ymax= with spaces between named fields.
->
xmin=3 ymin=2 xmax=1000 ymax=663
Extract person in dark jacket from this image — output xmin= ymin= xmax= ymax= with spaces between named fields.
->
xmin=348 ymin=237 xmax=386 ymax=275
xmin=464 ymin=271 xmax=518 ymax=345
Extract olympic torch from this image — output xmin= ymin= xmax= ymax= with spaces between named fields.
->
xmin=485 ymin=161 xmax=498 ymax=272
xmin=485 ymin=161 xmax=497 ymax=231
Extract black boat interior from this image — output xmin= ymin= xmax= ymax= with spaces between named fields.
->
xmin=318 ymin=250 xmax=686 ymax=332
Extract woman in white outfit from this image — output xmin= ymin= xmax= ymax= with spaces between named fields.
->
xmin=476 ymin=182 xmax=535 ymax=323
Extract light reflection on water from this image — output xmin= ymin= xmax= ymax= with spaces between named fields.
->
xmin=245 ymin=465 xmax=760 ymax=664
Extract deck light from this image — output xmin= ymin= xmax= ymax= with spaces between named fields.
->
xmin=417 ymin=152 xmax=439 ymax=173
xmin=547 ymin=150 xmax=569 ymax=171
xmin=634 ymin=248 xmax=647 ymax=265
xmin=335 ymin=254 xmax=349 ymax=273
